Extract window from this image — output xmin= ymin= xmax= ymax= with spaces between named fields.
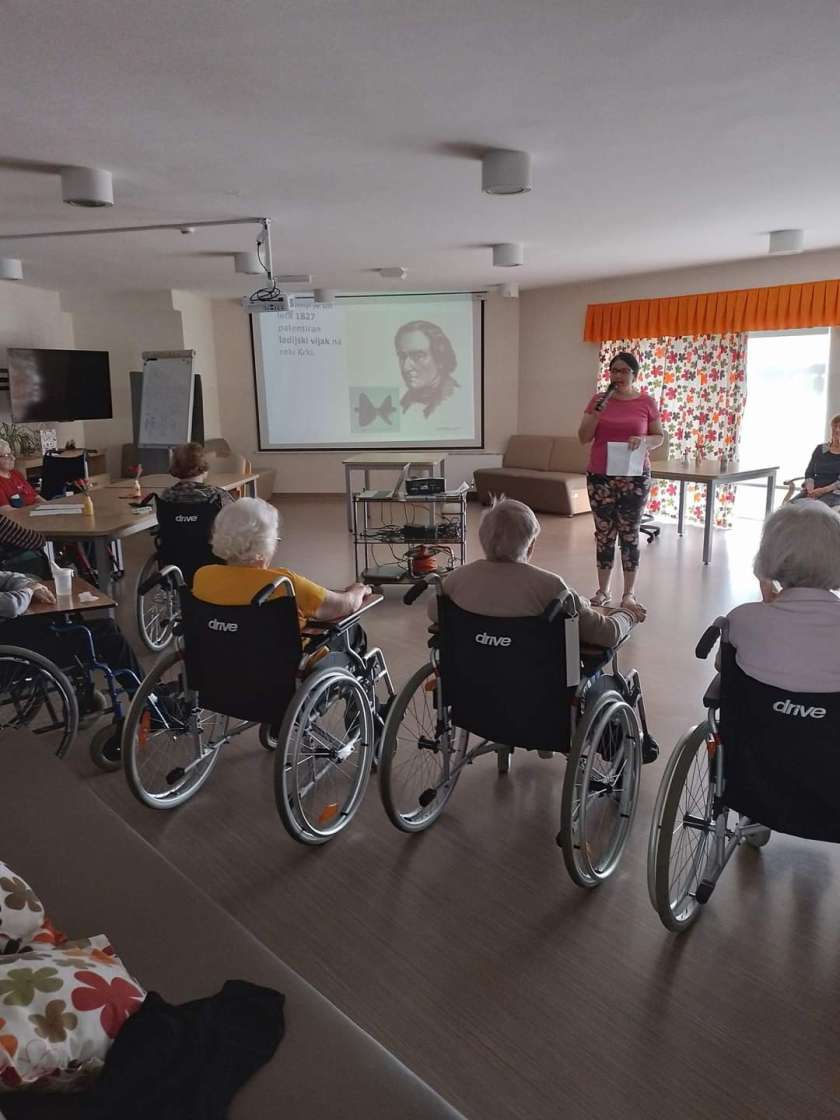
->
xmin=736 ymin=329 xmax=830 ymax=519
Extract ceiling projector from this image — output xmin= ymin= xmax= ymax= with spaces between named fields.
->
xmin=241 ymin=293 xmax=296 ymax=313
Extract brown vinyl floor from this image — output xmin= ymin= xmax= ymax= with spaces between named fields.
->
xmin=72 ymin=497 xmax=840 ymax=1120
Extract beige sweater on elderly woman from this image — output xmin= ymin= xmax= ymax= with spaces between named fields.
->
xmin=427 ymin=559 xmax=635 ymax=648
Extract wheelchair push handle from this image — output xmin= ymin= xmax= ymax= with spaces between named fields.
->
xmin=695 ymin=617 xmax=726 ymax=659
xmin=138 ymin=564 xmax=185 ymax=597
xmin=251 ymin=575 xmax=295 ymax=607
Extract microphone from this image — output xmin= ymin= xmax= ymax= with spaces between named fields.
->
xmin=595 ymin=382 xmax=618 ymax=412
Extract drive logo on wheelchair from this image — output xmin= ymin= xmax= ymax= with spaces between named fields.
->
xmin=474 ymin=632 xmax=512 ymax=647
xmin=175 ymin=514 xmax=199 ymax=523
xmin=772 ymin=698 xmax=826 ymax=719
xmin=208 ymin=619 xmax=239 ymax=633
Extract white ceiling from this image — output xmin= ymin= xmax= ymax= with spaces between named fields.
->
xmin=2 ymin=0 xmax=839 ymax=296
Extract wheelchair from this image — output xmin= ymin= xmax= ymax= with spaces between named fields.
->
xmin=379 ymin=577 xmax=658 ymax=888
xmin=136 ymin=495 xmax=222 ymax=651
xmin=121 ymin=566 xmax=395 ymax=845
xmin=0 ymin=614 xmax=142 ymax=772
xmin=0 ymin=644 xmax=78 ymax=757
xmin=647 ymin=619 xmax=840 ymax=932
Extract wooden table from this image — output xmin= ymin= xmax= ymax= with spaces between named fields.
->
xmin=342 ymin=453 xmax=447 ymax=531
xmin=2 ymin=470 xmax=258 ymax=594
xmin=650 ymin=459 xmax=779 ymax=564
xmin=23 ymin=575 xmax=116 ymax=617
xmin=108 ymin=470 xmax=259 ymax=498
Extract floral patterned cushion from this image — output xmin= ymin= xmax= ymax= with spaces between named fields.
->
xmin=0 ymin=863 xmax=45 ymax=953
xmin=0 ymin=937 xmax=145 ymax=1091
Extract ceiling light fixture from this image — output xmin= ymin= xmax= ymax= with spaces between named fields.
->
xmin=768 ymin=228 xmax=804 ymax=255
xmin=314 ymin=289 xmax=336 ymax=305
xmin=379 ymin=267 xmax=407 ymax=279
xmin=492 ymin=242 xmax=524 ymax=267
xmin=482 ymin=149 xmax=532 ymax=195
xmin=60 ymin=166 xmax=114 ymax=207
xmin=499 ymin=282 xmax=519 ymax=298
xmin=0 ymin=257 xmax=23 ymax=281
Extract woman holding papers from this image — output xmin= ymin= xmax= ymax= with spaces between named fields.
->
xmin=578 ymin=352 xmax=664 ymax=611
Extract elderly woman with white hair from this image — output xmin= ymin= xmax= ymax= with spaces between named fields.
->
xmin=725 ymin=501 xmax=840 ymax=691
xmin=193 ymin=497 xmax=371 ymax=628
xmin=430 ymin=498 xmax=645 ymax=647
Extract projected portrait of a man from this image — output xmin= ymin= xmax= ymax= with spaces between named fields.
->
xmin=395 ymin=320 xmax=459 ymax=420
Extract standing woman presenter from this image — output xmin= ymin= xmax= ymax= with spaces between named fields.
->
xmin=578 ymin=352 xmax=664 ymax=611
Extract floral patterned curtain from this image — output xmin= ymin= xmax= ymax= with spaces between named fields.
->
xmin=597 ymin=333 xmax=747 ymax=528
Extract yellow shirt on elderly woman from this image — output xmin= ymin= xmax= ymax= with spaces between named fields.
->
xmin=192 ymin=564 xmax=327 ymax=631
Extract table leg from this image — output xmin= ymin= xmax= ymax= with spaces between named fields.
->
xmin=345 ymin=465 xmax=353 ymax=532
xmin=93 ymin=537 xmax=116 ymax=614
xmin=245 ymin=478 xmax=257 ymax=498
xmin=703 ymin=481 xmax=716 ymax=565
xmin=765 ymin=470 xmax=777 ymax=517
xmin=677 ymin=482 xmax=686 ymax=536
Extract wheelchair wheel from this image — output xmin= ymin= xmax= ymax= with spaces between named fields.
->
xmin=559 ymin=688 xmax=641 ymax=888
xmin=274 ymin=667 xmax=375 ymax=845
xmin=648 ymin=721 xmax=716 ymax=931
xmin=89 ymin=722 xmax=122 ymax=772
xmin=122 ymin=648 xmax=223 ymax=809
xmin=136 ymin=555 xmax=176 ymax=652
xmin=0 ymin=646 xmax=78 ymax=758
xmin=379 ymin=663 xmax=463 ymax=833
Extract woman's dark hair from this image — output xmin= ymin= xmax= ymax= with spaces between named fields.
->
xmin=170 ymin=441 xmax=208 ymax=480
xmin=609 ymin=351 xmax=640 ymax=377
xmin=394 ymin=321 xmax=458 ymax=378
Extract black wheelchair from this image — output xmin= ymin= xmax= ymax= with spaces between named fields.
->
xmin=0 ymin=644 xmax=79 ymax=757
xmin=379 ymin=577 xmax=658 ymax=888
xmin=121 ymin=566 xmax=395 ymax=845
xmin=136 ymin=495 xmax=222 ymax=651
xmin=647 ymin=619 xmax=840 ymax=931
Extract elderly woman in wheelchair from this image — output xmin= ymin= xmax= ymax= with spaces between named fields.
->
xmin=121 ymin=498 xmax=394 ymax=846
xmin=379 ymin=499 xmax=658 ymax=888
xmin=648 ymin=502 xmax=840 ymax=931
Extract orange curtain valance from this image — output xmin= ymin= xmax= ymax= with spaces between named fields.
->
xmin=583 ymin=279 xmax=840 ymax=342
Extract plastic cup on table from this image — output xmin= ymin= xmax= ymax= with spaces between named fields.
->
xmin=51 ymin=566 xmax=74 ymax=600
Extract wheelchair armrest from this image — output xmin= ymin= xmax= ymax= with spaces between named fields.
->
xmin=303 ymin=593 xmax=383 ymax=634
xmin=695 ymin=617 xmax=727 ymax=659
xmin=138 ymin=564 xmax=185 ymax=597
xmin=702 ymin=673 xmax=721 ymax=708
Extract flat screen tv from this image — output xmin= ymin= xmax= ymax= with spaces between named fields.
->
xmin=8 ymin=348 xmax=113 ymax=422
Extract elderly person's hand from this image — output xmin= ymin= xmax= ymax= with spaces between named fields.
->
xmin=618 ymin=600 xmax=646 ymax=623
xmin=31 ymin=583 xmax=57 ymax=605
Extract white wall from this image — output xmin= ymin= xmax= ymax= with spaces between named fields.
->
xmin=62 ymin=290 xmax=184 ymax=476
xmin=172 ymin=290 xmax=222 ymax=440
xmin=0 ymin=282 xmax=84 ymax=448
xmin=212 ymin=293 xmax=520 ymax=493
xmin=519 ymin=248 xmax=840 ymax=437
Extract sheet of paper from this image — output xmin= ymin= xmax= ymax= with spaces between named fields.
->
xmin=606 ymin=441 xmax=646 ymax=477
xmin=30 ymin=505 xmax=84 ymax=516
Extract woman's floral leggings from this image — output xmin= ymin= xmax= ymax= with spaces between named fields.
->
xmin=586 ymin=473 xmax=651 ymax=571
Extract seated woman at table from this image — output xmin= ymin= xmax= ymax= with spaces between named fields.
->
xmin=0 ymin=439 xmax=41 ymax=508
xmin=160 ymin=443 xmax=234 ymax=507
xmin=790 ymin=415 xmax=840 ymax=508
xmin=193 ymin=498 xmax=371 ymax=634
xmin=0 ymin=510 xmax=51 ymax=579
xmin=0 ymin=571 xmax=143 ymax=707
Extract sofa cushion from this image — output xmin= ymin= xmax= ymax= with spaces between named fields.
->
xmin=548 ymin=438 xmax=590 ymax=474
xmin=474 ymin=468 xmax=590 ymax=516
xmin=0 ymin=866 xmax=44 ymax=954
xmin=502 ymin=436 xmax=554 ymax=472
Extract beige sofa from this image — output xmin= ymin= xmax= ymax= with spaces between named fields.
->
xmin=0 ymin=739 xmax=465 ymax=1120
xmin=474 ymin=433 xmax=669 ymax=516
